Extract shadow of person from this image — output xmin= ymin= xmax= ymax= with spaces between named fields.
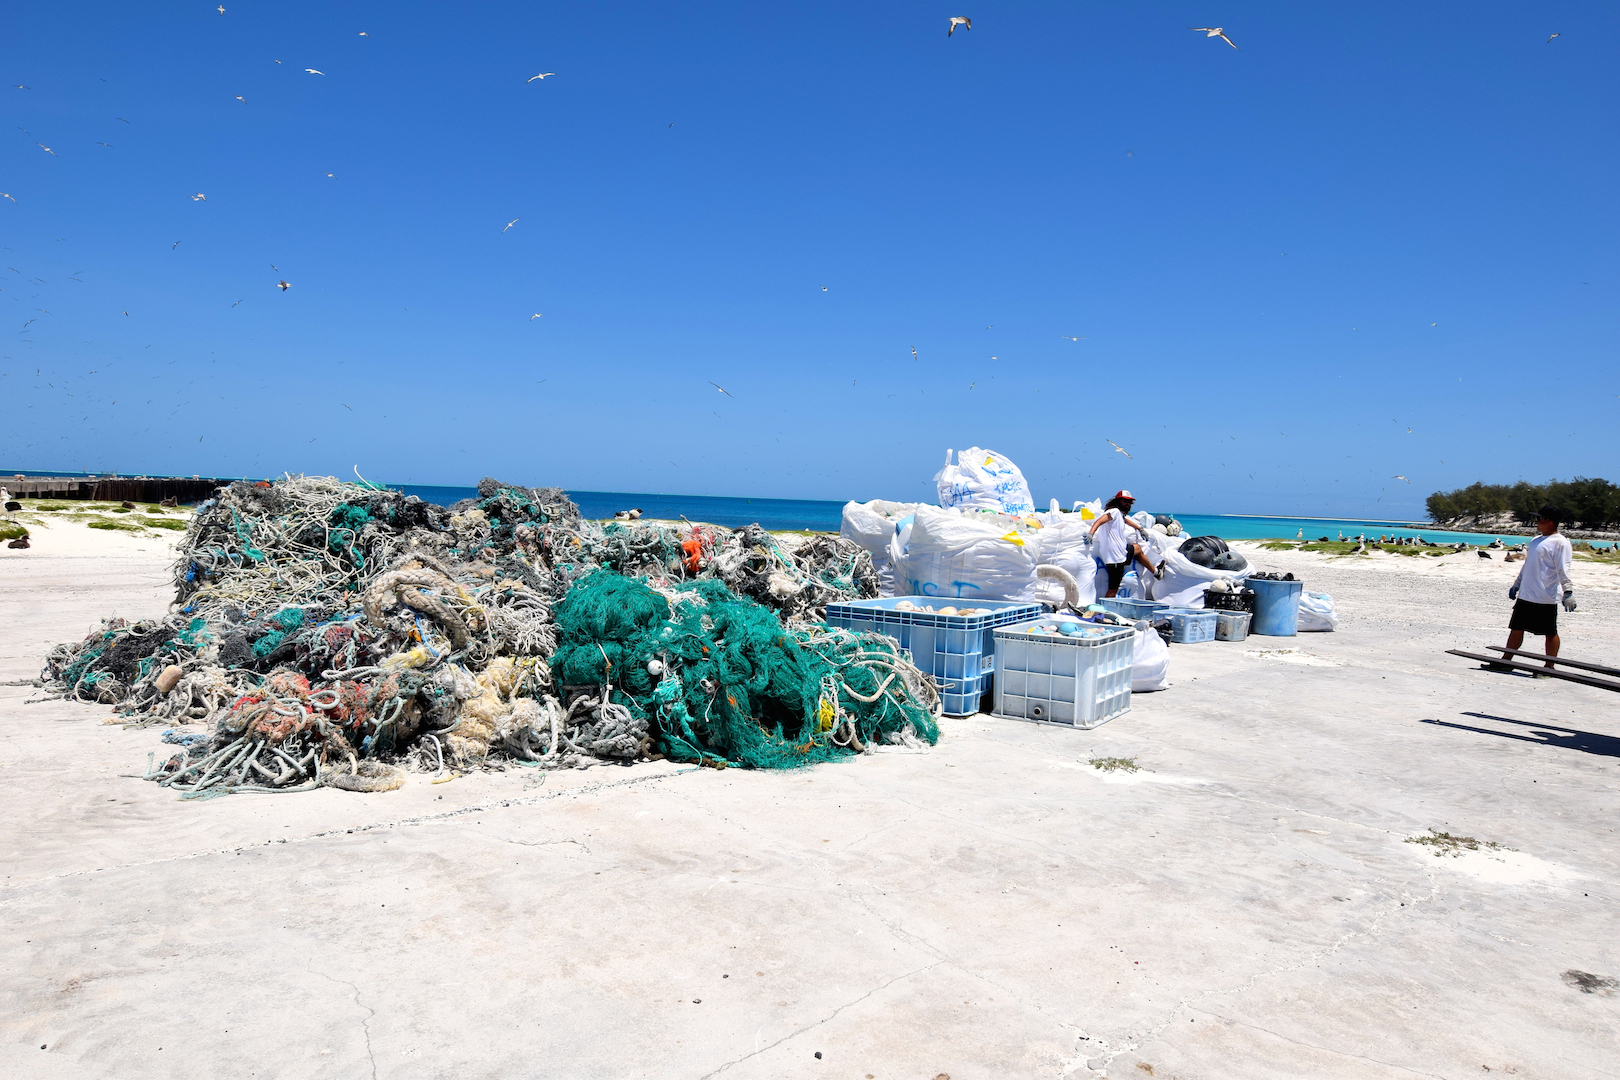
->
xmin=1419 ymin=712 xmax=1620 ymax=761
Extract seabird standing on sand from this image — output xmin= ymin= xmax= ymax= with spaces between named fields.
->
xmin=948 ymin=17 xmax=971 ymax=36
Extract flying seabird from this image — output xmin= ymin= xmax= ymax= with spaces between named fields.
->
xmin=527 ymin=73 xmax=555 ymax=83
xmin=1547 ymin=33 xmax=1560 ymax=43
xmin=910 ymin=346 xmax=918 ymax=360
xmin=1190 ymin=26 xmax=1238 ymax=48
xmin=235 ymin=95 xmax=244 ymax=102
xmin=231 ymin=300 xmax=243 ymax=307
xmin=191 ymin=193 xmax=206 ymax=201
xmin=217 ymin=4 xmax=225 ymax=13
xmin=1392 ymin=475 xmax=1409 ymax=482
xmin=503 ymin=217 xmax=520 ymax=232
xmin=97 ymin=142 xmax=113 ymax=147
xmin=278 ymin=280 xmax=290 ymax=291
xmin=172 ymin=241 xmax=181 ymax=250
xmin=708 ymin=381 xmax=735 ymax=398
xmin=820 ymin=285 xmax=828 ymax=291
xmin=529 ymin=313 xmax=543 ymax=320
xmin=1107 ymin=439 xmax=1132 ymax=459
xmin=358 ymin=32 xmax=368 ymax=37
xmin=305 ymin=69 xmax=324 ymax=75
xmin=37 ymin=143 xmax=55 ymax=156
xmin=1 ymin=193 xmax=14 ymax=203
xmin=948 ymin=17 xmax=971 ymax=36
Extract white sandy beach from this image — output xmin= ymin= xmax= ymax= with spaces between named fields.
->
xmin=2 ymin=528 xmax=1618 ymax=1078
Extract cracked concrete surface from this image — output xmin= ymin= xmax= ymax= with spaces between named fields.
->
xmin=2 ymin=545 xmax=1618 ymax=1078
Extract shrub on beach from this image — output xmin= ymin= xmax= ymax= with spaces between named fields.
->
xmin=1427 ymin=477 xmax=1618 ymax=528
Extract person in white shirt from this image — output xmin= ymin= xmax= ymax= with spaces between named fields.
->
xmin=1501 ymin=504 xmax=1576 ymax=669
xmin=1088 ymin=490 xmax=1162 ymax=598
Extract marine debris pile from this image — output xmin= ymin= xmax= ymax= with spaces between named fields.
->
xmin=40 ymin=476 xmax=936 ymax=797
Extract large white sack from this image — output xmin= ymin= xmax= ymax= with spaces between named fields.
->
xmin=1297 ymin=591 xmax=1339 ymax=632
xmin=1032 ymin=509 xmax=1100 ymax=607
xmin=841 ymin=500 xmax=921 ymax=597
xmin=935 ymin=447 xmax=1035 ymax=515
xmin=1139 ymin=539 xmax=1251 ymax=607
xmin=898 ymin=504 xmax=1042 ymax=601
xmin=1132 ymin=627 xmax=1170 ymax=691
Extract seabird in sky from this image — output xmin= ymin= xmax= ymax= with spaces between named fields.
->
xmin=1107 ymin=439 xmax=1132 ymax=459
xmin=1190 ymin=26 xmax=1238 ymax=49
xmin=708 ymin=381 xmax=735 ymax=398
xmin=527 ymin=73 xmax=555 ymax=83
xmin=948 ymin=17 xmax=971 ymax=36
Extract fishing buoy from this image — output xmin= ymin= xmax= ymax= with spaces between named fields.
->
xmin=154 ymin=664 xmax=184 ymax=694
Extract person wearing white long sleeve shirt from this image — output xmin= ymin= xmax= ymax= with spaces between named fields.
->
xmin=1502 ymin=504 xmax=1576 ymax=670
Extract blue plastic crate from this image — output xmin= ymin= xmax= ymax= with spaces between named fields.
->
xmin=823 ymin=596 xmax=1044 ymax=716
xmin=1099 ymin=597 xmax=1168 ymax=622
xmin=992 ymin=620 xmax=1134 ymax=729
xmin=1160 ymin=607 xmax=1217 ymax=644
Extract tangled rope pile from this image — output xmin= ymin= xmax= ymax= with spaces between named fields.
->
xmin=41 ymin=475 xmax=935 ymax=796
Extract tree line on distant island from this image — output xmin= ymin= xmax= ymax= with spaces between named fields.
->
xmin=1425 ymin=477 xmax=1619 ymax=528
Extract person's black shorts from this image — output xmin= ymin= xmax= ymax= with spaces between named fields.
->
xmin=1509 ymin=599 xmax=1558 ymax=637
xmin=1104 ymin=561 xmax=1128 ymax=592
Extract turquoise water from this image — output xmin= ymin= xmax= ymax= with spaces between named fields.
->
xmin=398 ymin=485 xmax=1563 ymax=546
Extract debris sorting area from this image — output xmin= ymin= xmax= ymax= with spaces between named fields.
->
xmin=3 ymin=457 xmax=1619 ymax=1078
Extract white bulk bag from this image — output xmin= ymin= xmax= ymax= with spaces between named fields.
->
xmin=1032 ymin=508 xmax=1100 ymax=608
xmin=1297 ymin=592 xmax=1339 ymax=632
xmin=898 ymin=504 xmax=1041 ymax=601
xmin=841 ymin=499 xmax=921 ymax=597
xmin=1132 ymin=627 xmax=1170 ymax=691
xmin=1139 ymin=538 xmax=1251 ymax=607
xmin=934 ymin=447 xmax=1035 ymax=515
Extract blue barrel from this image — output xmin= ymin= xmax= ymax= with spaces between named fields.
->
xmin=1248 ymin=578 xmax=1303 ymax=636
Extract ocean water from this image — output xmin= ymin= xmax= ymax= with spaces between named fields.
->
xmin=396 ymin=485 xmax=1549 ymax=546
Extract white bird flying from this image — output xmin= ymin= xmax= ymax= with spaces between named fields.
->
xmin=1547 ymin=33 xmax=1560 ymax=43
xmin=191 ymin=193 xmax=206 ymax=201
xmin=1392 ymin=475 xmax=1409 ymax=482
xmin=529 ymin=313 xmax=543 ymax=320
xmin=910 ymin=346 xmax=918 ymax=360
xmin=948 ymin=17 xmax=971 ymax=36
xmin=1190 ymin=26 xmax=1238 ymax=49
xmin=0 ymin=193 xmax=14 ymax=203
xmin=235 ymin=95 xmax=244 ymax=102
xmin=172 ymin=240 xmax=181 ymax=249
xmin=708 ymin=381 xmax=735 ymax=398
xmin=820 ymin=285 xmax=828 ymax=291
xmin=98 ymin=141 xmax=113 ymax=147
xmin=503 ymin=217 xmax=520 ymax=232
xmin=37 ymin=143 xmax=55 ymax=156
xmin=358 ymin=32 xmax=368 ymax=37
xmin=217 ymin=4 xmax=225 ymax=14
xmin=305 ymin=69 xmax=324 ymax=75
xmin=527 ymin=73 xmax=555 ymax=83
xmin=1107 ymin=439 xmax=1132 ymax=459
xmin=278 ymin=280 xmax=290 ymax=291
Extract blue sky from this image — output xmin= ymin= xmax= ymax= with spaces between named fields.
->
xmin=3 ymin=1 xmax=1615 ymax=517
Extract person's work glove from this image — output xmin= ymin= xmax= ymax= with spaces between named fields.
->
xmin=1562 ymin=589 xmax=1576 ymax=612
xmin=1507 ymin=583 xmax=1518 ymax=600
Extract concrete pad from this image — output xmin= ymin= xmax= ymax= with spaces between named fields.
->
xmin=2 ymin=546 xmax=1618 ymax=1078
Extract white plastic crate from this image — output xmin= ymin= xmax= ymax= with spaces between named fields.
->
xmin=1214 ymin=610 xmax=1251 ymax=641
xmin=1161 ymin=607 xmax=1217 ymax=644
xmin=992 ymin=620 xmax=1134 ymax=729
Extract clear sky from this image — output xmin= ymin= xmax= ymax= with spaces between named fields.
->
xmin=3 ymin=1 xmax=1615 ymax=517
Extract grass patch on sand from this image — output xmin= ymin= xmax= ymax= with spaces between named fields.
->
xmin=1260 ymin=539 xmax=1368 ymax=556
xmin=137 ymin=516 xmax=187 ymax=531
xmin=1089 ymin=756 xmax=1141 ymax=773
xmin=87 ymin=519 xmax=147 ymax=533
xmin=1404 ymin=830 xmax=1511 ymax=858
xmin=0 ymin=523 xmax=28 ymax=541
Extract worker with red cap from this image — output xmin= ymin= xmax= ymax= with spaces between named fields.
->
xmin=1089 ymin=489 xmax=1162 ymax=598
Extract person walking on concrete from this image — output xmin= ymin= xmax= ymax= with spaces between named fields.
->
xmin=1501 ymin=504 xmax=1576 ymax=670
xmin=1090 ymin=490 xmax=1162 ymax=598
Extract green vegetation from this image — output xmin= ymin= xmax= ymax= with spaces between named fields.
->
xmin=87 ymin=519 xmax=147 ymax=533
xmin=0 ymin=523 xmax=27 ymax=541
xmin=137 ymin=516 xmax=187 ymax=531
xmin=1089 ymin=756 xmax=1141 ymax=773
xmin=1404 ymin=830 xmax=1510 ymax=858
xmin=1426 ymin=477 xmax=1619 ymax=528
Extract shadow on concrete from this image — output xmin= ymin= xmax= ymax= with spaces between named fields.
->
xmin=1421 ymin=712 xmax=1620 ymax=761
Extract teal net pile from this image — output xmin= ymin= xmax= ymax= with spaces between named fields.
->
xmin=551 ymin=572 xmax=938 ymax=768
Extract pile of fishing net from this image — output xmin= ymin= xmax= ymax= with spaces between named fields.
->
xmin=39 ymin=474 xmax=932 ymax=798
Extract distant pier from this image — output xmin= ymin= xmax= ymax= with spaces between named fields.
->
xmin=5 ymin=475 xmax=229 ymax=504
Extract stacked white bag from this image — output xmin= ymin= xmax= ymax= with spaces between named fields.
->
xmin=899 ymin=504 xmax=1043 ymax=601
xmin=840 ymin=499 xmax=921 ymax=597
xmin=1031 ymin=499 xmax=1101 ymax=608
xmin=935 ymin=448 xmax=1035 ymax=515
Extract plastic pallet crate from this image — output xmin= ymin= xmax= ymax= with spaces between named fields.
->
xmin=1099 ymin=597 xmax=1168 ymax=621
xmin=992 ymin=620 xmax=1134 ymax=729
xmin=1161 ymin=607 xmax=1218 ymax=644
xmin=823 ymin=596 xmax=1045 ymax=716
xmin=1214 ymin=610 xmax=1251 ymax=641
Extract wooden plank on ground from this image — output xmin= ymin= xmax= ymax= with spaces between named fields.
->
xmin=1446 ymin=650 xmax=1620 ymax=693
xmin=1485 ymin=646 xmax=1620 ymax=679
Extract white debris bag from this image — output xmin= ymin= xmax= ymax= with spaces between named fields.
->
xmin=934 ymin=447 xmax=1035 ymax=515
xmin=898 ymin=505 xmax=1041 ymax=601
xmin=1132 ymin=626 xmax=1170 ymax=692
xmin=841 ymin=499 xmax=921 ymax=597
xmin=1140 ymin=538 xmax=1251 ymax=607
xmin=1297 ymin=591 xmax=1339 ymax=632
xmin=1031 ymin=502 xmax=1100 ymax=607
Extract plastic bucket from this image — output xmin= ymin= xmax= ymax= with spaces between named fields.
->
xmin=1248 ymin=578 xmax=1303 ymax=636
